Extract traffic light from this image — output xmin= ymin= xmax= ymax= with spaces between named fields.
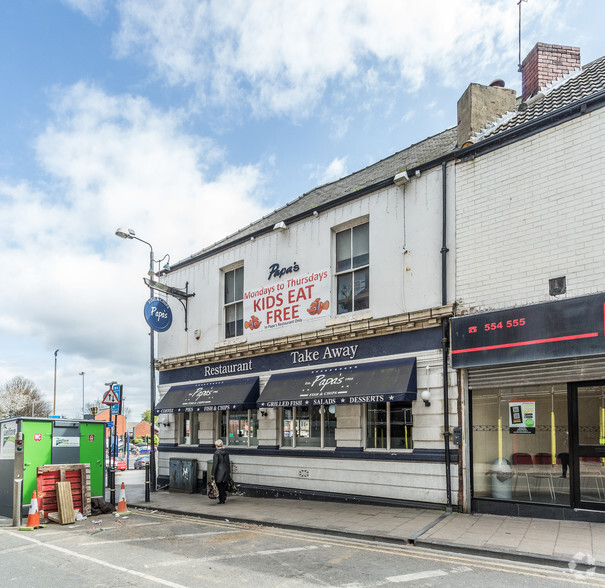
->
xmin=91 ymin=406 xmax=98 ymax=416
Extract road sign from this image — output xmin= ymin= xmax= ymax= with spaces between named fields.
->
xmin=106 ymin=421 xmax=114 ymax=428
xmin=102 ymin=388 xmax=119 ymax=405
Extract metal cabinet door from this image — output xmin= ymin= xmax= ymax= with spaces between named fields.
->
xmin=80 ymin=422 xmax=104 ymax=496
xmin=21 ymin=421 xmax=52 ymax=504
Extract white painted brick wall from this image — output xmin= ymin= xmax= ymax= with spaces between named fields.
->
xmin=158 ymin=164 xmax=455 ymax=358
xmin=456 ymin=109 xmax=605 ymax=312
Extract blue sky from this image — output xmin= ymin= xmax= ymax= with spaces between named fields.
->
xmin=1 ymin=0 xmax=603 ymax=421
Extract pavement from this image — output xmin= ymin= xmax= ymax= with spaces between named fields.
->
xmin=125 ymin=483 xmax=605 ymax=575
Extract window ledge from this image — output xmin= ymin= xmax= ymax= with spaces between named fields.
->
xmin=278 ymin=446 xmax=337 ymax=451
xmin=363 ymin=448 xmax=414 ymax=454
xmin=326 ymin=311 xmax=373 ymax=327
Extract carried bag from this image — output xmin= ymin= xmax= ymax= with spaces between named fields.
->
xmin=207 ymin=479 xmax=219 ymax=499
xmin=227 ymin=476 xmax=238 ymax=494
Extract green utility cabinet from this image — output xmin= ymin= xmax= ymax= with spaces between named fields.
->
xmin=0 ymin=417 xmax=106 ymax=518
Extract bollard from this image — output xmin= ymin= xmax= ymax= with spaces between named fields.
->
xmin=145 ymin=463 xmax=150 ymax=502
xmin=108 ymin=468 xmax=116 ymax=506
xmin=12 ymin=478 xmax=23 ymax=527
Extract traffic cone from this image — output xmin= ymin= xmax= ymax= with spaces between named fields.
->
xmin=19 ymin=491 xmax=45 ymax=530
xmin=116 ymin=482 xmax=130 ymax=515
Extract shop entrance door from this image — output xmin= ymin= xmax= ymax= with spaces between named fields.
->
xmin=570 ymin=381 xmax=605 ymax=509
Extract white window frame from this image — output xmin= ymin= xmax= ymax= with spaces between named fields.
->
xmin=281 ymin=406 xmax=336 ymax=449
xmin=177 ymin=411 xmax=199 ymax=445
xmin=334 ymin=221 xmax=370 ymax=315
xmin=224 ymin=265 xmax=244 ymax=339
xmin=364 ymin=401 xmax=413 ymax=451
xmin=217 ymin=409 xmax=258 ymax=448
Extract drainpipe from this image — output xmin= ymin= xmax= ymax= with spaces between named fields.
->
xmin=441 ymin=160 xmax=452 ymax=510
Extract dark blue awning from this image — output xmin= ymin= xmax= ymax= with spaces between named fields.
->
xmin=156 ymin=377 xmax=259 ymax=413
xmin=258 ymin=357 xmax=417 ymax=408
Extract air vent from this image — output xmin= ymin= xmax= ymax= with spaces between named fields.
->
xmin=549 ymin=276 xmax=566 ymax=296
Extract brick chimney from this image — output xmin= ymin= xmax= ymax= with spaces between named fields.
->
xmin=521 ymin=43 xmax=581 ymax=100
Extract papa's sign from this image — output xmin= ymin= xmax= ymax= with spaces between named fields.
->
xmin=244 ymin=268 xmax=330 ymax=331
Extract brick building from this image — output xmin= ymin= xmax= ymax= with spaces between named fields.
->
xmin=150 ymin=41 xmax=605 ymax=519
xmin=452 ymin=43 xmax=605 ymax=520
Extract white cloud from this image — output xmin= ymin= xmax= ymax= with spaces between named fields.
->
xmin=0 ymin=82 xmax=270 ymax=417
xmin=60 ymin=0 xmax=107 ymax=21
xmin=112 ymin=0 xmax=565 ymax=117
xmin=308 ymin=156 xmax=349 ymax=186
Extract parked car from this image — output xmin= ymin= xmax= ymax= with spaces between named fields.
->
xmin=137 ymin=444 xmax=150 ymax=454
xmin=134 ymin=455 xmax=150 ymax=470
xmin=106 ymin=457 xmax=127 ymax=471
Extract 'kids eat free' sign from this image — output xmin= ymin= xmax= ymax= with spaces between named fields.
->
xmin=243 ymin=268 xmax=330 ymax=332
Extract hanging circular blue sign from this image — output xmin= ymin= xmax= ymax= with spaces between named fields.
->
xmin=144 ymin=297 xmax=173 ymax=332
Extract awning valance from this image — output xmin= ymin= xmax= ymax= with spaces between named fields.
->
xmin=258 ymin=357 xmax=417 ymax=408
xmin=156 ymin=377 xmax=259 ymax=414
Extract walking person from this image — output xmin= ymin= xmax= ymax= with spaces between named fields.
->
xmin=211 ymin=439 xmax=230 ymax=504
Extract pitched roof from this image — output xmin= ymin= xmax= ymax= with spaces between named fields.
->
xmin=178 ymin=126 xmax=457 ymax=263
xmin=175 ymin=53 xmax=605 ymax=268
xmin=479 ymin=55 xmax=605 ymax=140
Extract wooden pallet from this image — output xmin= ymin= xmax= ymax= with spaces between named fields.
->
xmin=36 ymin=464 xmax=91 ymax=518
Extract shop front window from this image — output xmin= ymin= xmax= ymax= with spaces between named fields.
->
xmin=219 ymin=410 xmax=258 ymax=447
xmin=366 ymin=402 xmax=413 ymax=450
xmin=281 ymin=406 xmax=336 ymax=448
xmin=471 ymin=385 xmax=569 ymax=505
xmin=178 ymin=412 xmax=198 ymax=445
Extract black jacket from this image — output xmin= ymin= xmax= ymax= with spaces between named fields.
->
xmin=212 ymin=448 xmax=230 ymax=483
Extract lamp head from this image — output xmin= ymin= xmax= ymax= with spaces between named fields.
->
xmin=115 ymin=227 xmax=135 ymax=239
xmin=421 ymin=389 xmax=431 ymax=407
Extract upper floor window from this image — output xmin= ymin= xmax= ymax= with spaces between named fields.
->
xmin=336 ymin=222 xmax=369 ymax=314
xmin=224 ymin=266 xmax=244 ymax=338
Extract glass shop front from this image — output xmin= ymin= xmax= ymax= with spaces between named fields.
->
xmin=452 ymin=294 xmax=605 ymax=518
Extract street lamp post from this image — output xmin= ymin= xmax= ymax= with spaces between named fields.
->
xmin=115 ymin=228 xmax=160 ymax=491
xmin=53 ymin=349 xmax=59 ymax=415
xmin=79 ymin=371 xmax=85 ymax=417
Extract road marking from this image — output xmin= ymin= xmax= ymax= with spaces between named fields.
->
xmin=386 ymin=570 xmax=449 ymax=582
xmin=8 ymin=532 xmax=188 ymax=588
xmin=81 ymin=529 xmax=242 ymax=545
xmin=135 ymin=513 xmax=603 ymax=586
xmin=153 ymin=544 xmax=324 ymax=567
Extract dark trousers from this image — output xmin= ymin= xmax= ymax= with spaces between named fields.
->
xmin=216 ymin=480 xmax=228 ymax=503
xmin=558 ymin=452 xmax=569 ymax=478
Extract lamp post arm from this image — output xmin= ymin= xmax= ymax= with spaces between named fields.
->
xmin=129 ymin=235 xmax=155 ymax=277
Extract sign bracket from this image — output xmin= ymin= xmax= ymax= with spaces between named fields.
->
xmin=144 ymin=278 xmax=195 ymax=331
